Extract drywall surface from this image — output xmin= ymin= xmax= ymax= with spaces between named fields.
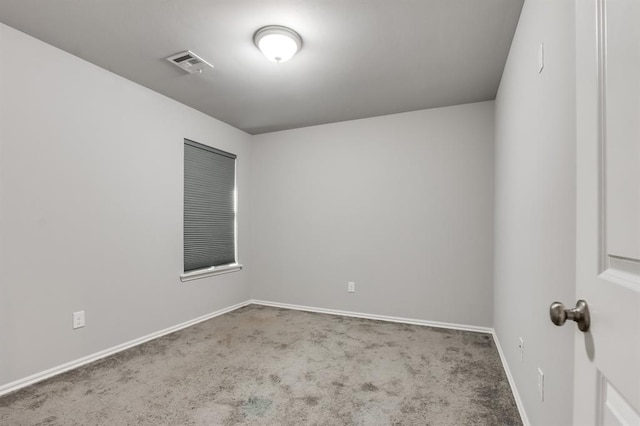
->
xmin=0 ymin=23 xmax=251 ymax=388
xmin=494 ymin=0 xmax=576 ymax=424
xmin=250 ymin=102 xmax=495 ymax=327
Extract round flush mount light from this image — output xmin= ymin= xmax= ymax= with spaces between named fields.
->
xmin=254 ymin=25 xmax=302 ymax=63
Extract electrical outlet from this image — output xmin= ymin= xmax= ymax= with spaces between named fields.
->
xmin=518 ymin=337 xmax=524 ymax=362
xmin=72 ymin=310 xmax=85 ymax=329
xmin=347 ymin=281 xmax=355 ymax=293
xmin=537 ymin=368 xmax=544 ymax=402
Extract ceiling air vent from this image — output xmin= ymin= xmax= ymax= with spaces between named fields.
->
xmin=166 ymin=50 xmax=213 ymax=74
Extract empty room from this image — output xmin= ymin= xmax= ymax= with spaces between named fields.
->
xmin=0 ymin=0 xmax=638 ymax=425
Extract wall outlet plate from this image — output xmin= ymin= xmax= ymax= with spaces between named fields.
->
xmin=347 ymin=281 xmax=355 ymax=293
xmin=73 ymin=310 xmax=85 ymax=329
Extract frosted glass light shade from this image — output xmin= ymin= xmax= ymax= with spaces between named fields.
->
xmin=254 ymin=26 xmax=302 ymax=63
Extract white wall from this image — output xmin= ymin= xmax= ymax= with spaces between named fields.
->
xmin=493 ymin=0 xmax=576 ymax=424
xmin=250 ymin=102 xmax=495 ymax=327
xmin=0 ymin=23 xmax=252 ymax=388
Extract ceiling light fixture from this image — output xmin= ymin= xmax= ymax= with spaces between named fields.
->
xmin=253 ymin=25 xmax=302 ymax=63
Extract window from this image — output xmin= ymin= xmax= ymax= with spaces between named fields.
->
xmin=181 ymin=139 xmax=242 ymax=281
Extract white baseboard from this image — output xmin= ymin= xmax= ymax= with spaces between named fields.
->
xmin=492 ymin=330 xmax=530 ymax=426
xmin=0 ymin=299 xmax=252 ymax=397
xmin=250 ymin=299 xmax=493 ymax=334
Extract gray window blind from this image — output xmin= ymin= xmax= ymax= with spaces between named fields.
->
xmin=184 ymin=139 xmax=237 ymax=272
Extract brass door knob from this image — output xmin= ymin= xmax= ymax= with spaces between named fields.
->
xmin=549 ymin=300 xmax=590 ymax=332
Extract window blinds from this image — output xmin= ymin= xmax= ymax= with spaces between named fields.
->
xmin=184 ymin=139 xmax=237 ymax=272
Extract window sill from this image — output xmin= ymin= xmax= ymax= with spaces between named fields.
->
xmin=180 ymin=264 xmax=243 ymax=282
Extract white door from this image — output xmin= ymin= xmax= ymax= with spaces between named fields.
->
xmin=574 ymin=0 xmax=640 ymax=424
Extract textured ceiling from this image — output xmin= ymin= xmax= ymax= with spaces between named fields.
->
xmin=0 ymin=0 xmax=523 ymax=134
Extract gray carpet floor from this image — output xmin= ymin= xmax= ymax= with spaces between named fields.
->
xmin=0 ymin=305 xmax=521 ymax=425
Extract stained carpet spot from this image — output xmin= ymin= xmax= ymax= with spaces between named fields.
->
xmin=269 ymin=374 xmax=281 ymax=384
xmin=404 ymin=363 xmax=418 ymax=376
xmin=242 ymin=397 xmax=272 ymax=416
xmin=361 ymin=382 xmax=379 ymax=392
xmin=28 ymin=397 xmax=47 ymax=410
xmin=302 ymin=396 xmax=320 ymax=406
xmin=401 ymin=403 xmax=417 ymax=414
xmin=279 ymin=384 xmax=292 ymax=394
xmin=472 ymin=335 xmax=493 ymax=347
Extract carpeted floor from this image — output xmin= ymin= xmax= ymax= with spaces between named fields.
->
xmin=0 ymin=305 xmax=521 ymax=425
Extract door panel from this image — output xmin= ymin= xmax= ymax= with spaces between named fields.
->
xmin=604 ymin=0 xmax=640 ymax=260
xmin=598 ymin=0 xmax=640 ymax=406
xmin=600 ymin=377 xmax=640 ymax=425
xmin=575 ymin=0 xmax=640 ymax=424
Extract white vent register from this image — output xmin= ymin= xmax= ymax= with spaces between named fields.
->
xmin=166 ymin=51 xmax=213 ymax=74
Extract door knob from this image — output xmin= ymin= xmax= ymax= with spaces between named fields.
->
xmin=549 ymin=300 xmax=590 ymax=332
